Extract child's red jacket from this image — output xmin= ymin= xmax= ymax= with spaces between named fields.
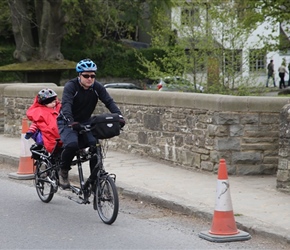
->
xmin=26 ymin=96 xmax=62 ymax=153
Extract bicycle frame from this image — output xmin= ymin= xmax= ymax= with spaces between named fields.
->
xmin=69 ymin=141 xmax=104 ymax=204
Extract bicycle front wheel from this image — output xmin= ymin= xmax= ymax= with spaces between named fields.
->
xmin=94 ymin=175 xmax=119 ymax=225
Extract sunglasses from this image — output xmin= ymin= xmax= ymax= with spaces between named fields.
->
xmin=81 ymin=74 xmax=96 ymax=79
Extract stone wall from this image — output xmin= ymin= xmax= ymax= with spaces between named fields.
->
xmin=1 ymin=84 xmax=289 ymax=176
xmin=277 ymin=103 xmax=290 ymax=191
xmin=112 ymin=93 xmax=286 ymax=175
xmin=1 ymin=83 xmax=60 ymax=135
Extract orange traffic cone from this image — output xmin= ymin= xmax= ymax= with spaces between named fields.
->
xmin=9 ymin=118 xmax=35 ymax=180
xmin=199 ymin=159 xmax=251 ymax=242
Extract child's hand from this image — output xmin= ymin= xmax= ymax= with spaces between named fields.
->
xmin=25 ymin=131 xmax=34 ymax=139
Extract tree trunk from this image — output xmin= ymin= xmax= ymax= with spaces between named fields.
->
xmin=43 ymin=0 xmax=65 ymax=60
xmin=35 ymin=0 xmax=48 ymax=59
xmin=8 ymin=0 xmax=65 ymax=61
xmin=207 ymin=57 xmax=220 ymax=86
xmin=8 ymin=0 xmax=35 ymax=62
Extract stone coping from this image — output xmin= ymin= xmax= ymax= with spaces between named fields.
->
xmin=1 ymin=84 xmax=289 ymax=112
xmin=106 ymin=89 xmax=290 ymax=112
xmin=1 ymin=83 xmax=60 ymax=98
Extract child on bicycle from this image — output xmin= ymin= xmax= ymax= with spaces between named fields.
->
xmin=25 ymin=88 xmax=62 ymax=153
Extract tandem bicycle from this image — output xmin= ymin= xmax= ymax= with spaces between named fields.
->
xmin=30 ymin=114 xmax=121 ymax=225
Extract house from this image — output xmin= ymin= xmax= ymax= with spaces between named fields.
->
xmin=158 ymin=1 xmax=290 ymax=88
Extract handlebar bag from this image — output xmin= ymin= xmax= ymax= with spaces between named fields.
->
xmin=90 ymin=113 xmax=120 ymax=139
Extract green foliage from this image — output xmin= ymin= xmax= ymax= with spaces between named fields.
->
xmin=134 ymin=3 xmax=188 ymax=80
xmin=1 ymin=42 xmax=170 ymax=81
xmin=247 ymin=0 xmax=290 ymax=24
xmin=1 ymin=0 xmax=288 ymax=94
xmin=0 ymin=47 xmax=14 ymax=66
xmin=62 ymin=40 xmax=162 ymax=79
xmin=62 ymin=0 xmax=174 ymax=48
xmin=206 ymin=83 xmax=267 ymax=96
xmin=135 ymin=0 xmax=280 ymax=94
xmin=0 ymin=46 xmax=18 ymax=82
xmin=136 ymin=45 xmax=186 ymax=80
xmin=0 ymin=0 xmax=13 ymax=43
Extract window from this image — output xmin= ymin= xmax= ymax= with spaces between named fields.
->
xmin=249 ymin=49 xmax=266 ymax=72
xmin=181 ymin=7 xmax=200 ymax=26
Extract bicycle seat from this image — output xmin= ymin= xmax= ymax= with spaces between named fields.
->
xmin=30 ymin=144 xmax=47 ymax=160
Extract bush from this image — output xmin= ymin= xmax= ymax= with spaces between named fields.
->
xmin=0 ymin=46 xmax=18 ymax=82
xmin=0 ymin=42 xmax=176 ymax=82
xmin=0 ymin=46 xmax=14 ymax=66
xmin=62 ymin=40 xmax=165 ymax=79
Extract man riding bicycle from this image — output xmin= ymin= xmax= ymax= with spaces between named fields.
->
xmin=57 ymin=58 xmax=125 ymax=189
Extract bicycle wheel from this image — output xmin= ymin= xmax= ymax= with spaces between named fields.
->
xmin=95 ymin=175 xmax=119 ymax=225
xmin=34 ymin=161 xmax=55 ymax=203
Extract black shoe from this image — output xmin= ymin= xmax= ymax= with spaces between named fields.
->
xmin=58 ymin=169 xmax=70 ymax=189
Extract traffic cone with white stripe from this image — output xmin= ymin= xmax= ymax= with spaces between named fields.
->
xmin=9 ymin=118 xmax=35 ymax=180
xmin=199 ymin=159 xmax=251 ymax=242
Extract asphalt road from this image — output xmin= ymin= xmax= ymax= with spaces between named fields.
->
xmin=0 ymin=164 xmax=288 ymax=250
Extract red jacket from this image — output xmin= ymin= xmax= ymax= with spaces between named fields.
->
xmin=26 ymin=96 xmax=62 ymax=153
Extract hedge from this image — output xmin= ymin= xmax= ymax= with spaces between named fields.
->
xmin=0 ymin=42 xmax=167 ymax=82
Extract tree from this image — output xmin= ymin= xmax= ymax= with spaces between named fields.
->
xmin=247 ymin=0 xmax=290 ymax=51
xmin=6 ymin=0 xmax=173 ymax=62
xmin=7 ymin=0 xmax=66 ymax=62
xmin=248 ymin=0 xmax=290 ymax=23
xmin=62 ymin=0 xmax=173 ymax=48
xmin=136 ymin=0 xmax=273 ymax=94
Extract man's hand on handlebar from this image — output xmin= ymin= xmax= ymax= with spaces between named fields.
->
xmin=119 ymin=115 xmax=125 ymax=129
xmin=69 ymin=122 xmax=82 ymax=132
xmin=69 ymin=122 xmax=91 ymax=134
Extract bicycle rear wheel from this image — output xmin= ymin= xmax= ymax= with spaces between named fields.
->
xmin=94 ymin=175 xmax=119 ymax=225
xmin=34 ymin=161 xmax=56 ymax=203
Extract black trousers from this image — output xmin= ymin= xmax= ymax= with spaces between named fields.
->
xmin=279 ymin=72 xmax=286 ymax=89
xmin=57 ymin=119 xmax=97 ymax=173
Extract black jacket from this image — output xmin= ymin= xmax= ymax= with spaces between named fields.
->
xmin=59 ymin=77 xmax=121 ymax=123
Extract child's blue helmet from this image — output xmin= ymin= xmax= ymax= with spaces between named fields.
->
xmin=76 ymin=59 xmax=97 ymax=73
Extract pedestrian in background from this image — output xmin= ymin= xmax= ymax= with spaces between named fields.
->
xmin=278 ymin=62 xmax=288 ymax=89
xmin=266 ymin=59 xmax=276 ymax=87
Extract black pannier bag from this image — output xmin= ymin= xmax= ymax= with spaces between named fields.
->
xmin=90 ymin=113 xmax=120 ymax=139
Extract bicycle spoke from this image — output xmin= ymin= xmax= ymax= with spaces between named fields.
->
xmin=34 ymin=161 xmax=56 ymax=203
xmin=95 ymin=176 xmax=119 ymax=225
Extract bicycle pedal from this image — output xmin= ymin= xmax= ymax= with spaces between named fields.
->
xmin=70 ymin=185 xmax=81 ymax=195
xmin=68 ymin=195 xmax=85 ymax=204
xmin=68 ymin=195 xmax=90 ymax=205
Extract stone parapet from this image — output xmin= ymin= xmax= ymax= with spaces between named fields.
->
xmin=277 ymin=103 xmax=290 ymax=192
xmin=1 ymin=85 xmax=289 ymax=177
xmin=1 ymin=83 xmax=60 ymax=135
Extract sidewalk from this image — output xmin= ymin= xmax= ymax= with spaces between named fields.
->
xmin=1 ymin=134 xmax=290 ymax=244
